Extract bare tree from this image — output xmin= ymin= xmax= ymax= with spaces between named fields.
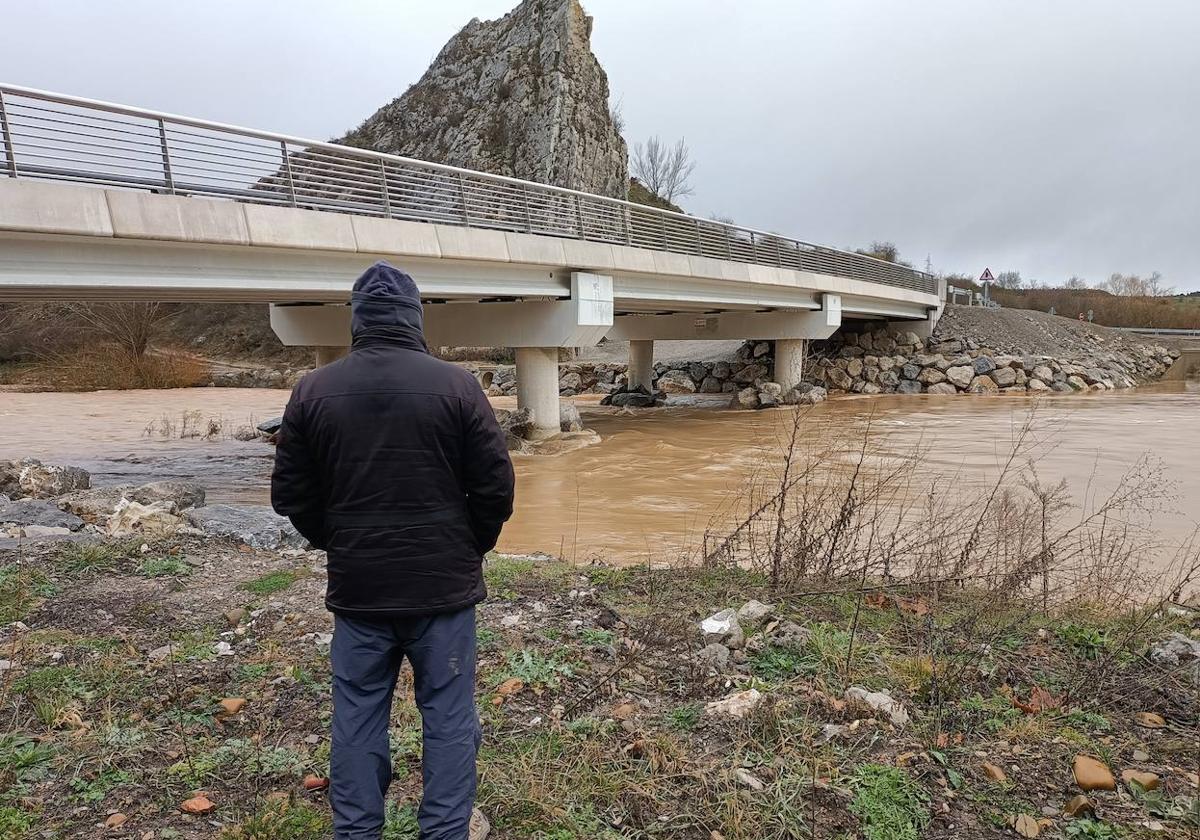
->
xmin=854 ymin=241 xmax=912 ymax=267
xmin=1097 ymin=271 xmax=1173 ymax=297
xmin=1065 ymin=276 xmax=1089 ymax=289
xmin=66 ymin=302 xmax=176 ymax=359
xmin=631 ymin=136 xmax=696 ymax=204
xmin=608 ymin=96 xmax=625 ymax=136
xmin=993 ymin=270 xmax=1023 ymax=289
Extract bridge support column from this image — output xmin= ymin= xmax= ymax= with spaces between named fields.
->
xmin=628 ymin=339 xmax=654 ymax=391
xmin=314 ymin=346 xmax=349 ymax=366
xmin=515 ymin=347 xmax=561 ymax=439
xmin=773 ymin=339 xmax=807 ymax=392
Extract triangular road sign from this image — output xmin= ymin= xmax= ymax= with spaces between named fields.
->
xmin=979 ymin=268 xmax=995 ymax=282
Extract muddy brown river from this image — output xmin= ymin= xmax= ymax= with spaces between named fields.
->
xmin=2 ymin=384 xmax=1197 ymax=563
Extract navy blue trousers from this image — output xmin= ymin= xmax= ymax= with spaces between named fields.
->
xmin=330 ymin=607 xmax=480 ymax=840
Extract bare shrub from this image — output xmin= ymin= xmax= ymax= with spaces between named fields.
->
xmin=66 ymin=302 xmax=175 ymax=360
xmin=29 ymin=346 xmax=208 ymax=391
xmin=702 ymin=406 xmax=1200 ymax=737
xmin=631 ymin=136 xmax=696 ymax=205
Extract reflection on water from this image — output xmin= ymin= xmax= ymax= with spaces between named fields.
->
xmin=2 ymin=383 xmax=1197 ymax=563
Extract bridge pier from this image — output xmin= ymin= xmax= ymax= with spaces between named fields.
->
xmin=628 ymin=339 xmax=654 ymax=391
xmin=314 ymin=346 xmax=349 ymax=366
xmin=515 ymin=347 xmax=561 ymax=438
xmin=773 ymin=339 xmax=806 ymax=392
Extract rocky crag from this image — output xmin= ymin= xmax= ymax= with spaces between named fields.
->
xmin=337 ymin=0 xmax=627 ymax=197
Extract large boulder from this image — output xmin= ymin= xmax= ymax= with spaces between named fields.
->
xmin=57 ymin=486 xmax=135 ymax=523
xmin=186 ymin=504 xmax=306 ymax=550
xmin=734 ymin=387 xmax=760 ymax=410
xmin=967 ymin=375 xmax=1000 ymax=394
xmin=973 ymin=356 xmax=998 ymax=375
xmin=0 ymin=497 xmax=85 ymax=531
xmin=129 ymin=481 xmax=206 ymax=511
xmin=657 ymin=370 xmax=697 ymax=394
xmin=496 ymin=407 xmax=535 ymax=442
xmin=107 ymin=499 xmax=184 ymax=538
xmin=926 ymin=382 xmax=957 ymax=395
xmin=732 ymin=364 xmax=769 ymax=385
xmin=945 ymin=365 xmax=974 ymax=389
xmin=992 ymin=367 xmax=1018 ymax=388
xmin=917 ymin=367 xmax=947 ymax=385
xmin=0 ymin=459 xmax=90 ymax=500
xmin=559 ymin=402 xmax=584 ymax=433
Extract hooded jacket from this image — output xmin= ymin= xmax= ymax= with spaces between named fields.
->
xmin=271 ymin=262 xmax=515 ymax=617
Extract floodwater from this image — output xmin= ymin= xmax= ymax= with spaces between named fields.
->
xmin=2 ymin=383 xmax=1197 ymax=564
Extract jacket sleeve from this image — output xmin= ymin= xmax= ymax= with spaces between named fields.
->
xmin=461 ymin=384 xmax=516 ymax=555
xmin=270 ymin=394 xmax=328 ymax=550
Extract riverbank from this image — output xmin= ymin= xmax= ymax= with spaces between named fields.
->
xmin=0 ymin=532 xmax=1197 ymax=838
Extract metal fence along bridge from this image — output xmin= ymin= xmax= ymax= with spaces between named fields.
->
xmin=0 ymin=83 xmax=936 ymax=297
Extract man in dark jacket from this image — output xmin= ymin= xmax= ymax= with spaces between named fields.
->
xmin=272 ymin=261 xmax=515 ymax=840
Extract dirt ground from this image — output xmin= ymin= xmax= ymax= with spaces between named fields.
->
xmin=932 ymin=306 xmax=1181 ymax=359
xmin=1 ymin=535 xmax=1197 ymax=839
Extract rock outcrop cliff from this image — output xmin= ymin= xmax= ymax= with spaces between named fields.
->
xmin=338 ymin=0 xmax=627 ymax=198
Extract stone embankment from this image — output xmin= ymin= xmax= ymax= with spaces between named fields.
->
xmin=0 ymin=459 xmax=301 ymax=549
xmin=204 ymin=308 xmax=1180 ymax=409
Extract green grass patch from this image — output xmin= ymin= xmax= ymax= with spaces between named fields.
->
xmin=138 ymin=555 xmax=192 ymax=578
xmin=0 ymin=806 xmax=37 ymax=839
xmin=0 ymin=734 xmax=57 ymax=790
xmin=220 ymin=800 xmax=330 ymax=840
xmin=383 ymin=802 xmax=420 ymax=839
xmin=0 ymin=564 xmax=55 ymax=623
xmin=578 ymin=628 xmax=614 ymax=647
xmin=55 ymin=540 xmax=140 ymax=575
xmin=241 ymin=569 xmax=302 ymax=596
xmin=1063 ymin=818 xmax=1125 ymax=839
xmin=664 ymin=703 xmax=701 ymax=731
xmin=167 ymin=738 xmax=308 ymax=788
xmin=849 ymin=764 xmax=930 ymax=840
xmin=499 ymin=648 xmax=577 ymax=691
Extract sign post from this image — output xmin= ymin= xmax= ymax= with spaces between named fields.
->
xmin=979 ymin=268 xmax=995 ymax=306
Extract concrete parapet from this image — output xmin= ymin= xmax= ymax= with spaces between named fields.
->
xmin=351 ymin=216 xmax=442 ymax=258
xmin=0 ymin=179 xmax=113 ymax=237
xmin=105 ymin=190 xmax=250 ymax=245
xmin=243 ymin=203 xmax=357 ymax=251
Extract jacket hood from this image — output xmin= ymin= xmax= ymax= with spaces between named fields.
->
xmin=350 ymin=262 xmax=427 ymax=352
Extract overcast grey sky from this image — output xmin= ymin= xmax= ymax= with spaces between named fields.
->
xmin=3 ymin=1 xmax=1198 ymax=290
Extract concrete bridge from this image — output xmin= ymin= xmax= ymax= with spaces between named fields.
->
xmin=0 ymin=84 xmax=944 ymax=433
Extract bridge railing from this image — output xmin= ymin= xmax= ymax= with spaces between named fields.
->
xmin=0 ymin=84 xmax=938 ymax=296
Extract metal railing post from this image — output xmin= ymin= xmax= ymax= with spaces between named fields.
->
xmin=280 ymin=141 xmax=297 ymax=207
xmin=693 ymin=218 xmax=702 ymax=255
xmin=157 ymin=119 xmax=175 ymax=194
xmin=0 ymin=90 xmax=16 ymax=178
xmin=521 ymin=184 xmax=533 ymax=233
xmin=457 ymin=173 xmax=471 ymax=226
xmin=750 ymin=232 xmax=758 ymax=264
xmin=623 ymin=207 xmax=632 ymax=246
xmin=378 ymin=159 xmax=392 ymax=218
xmin=575 ymin=194 xmax=585 ymax=238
